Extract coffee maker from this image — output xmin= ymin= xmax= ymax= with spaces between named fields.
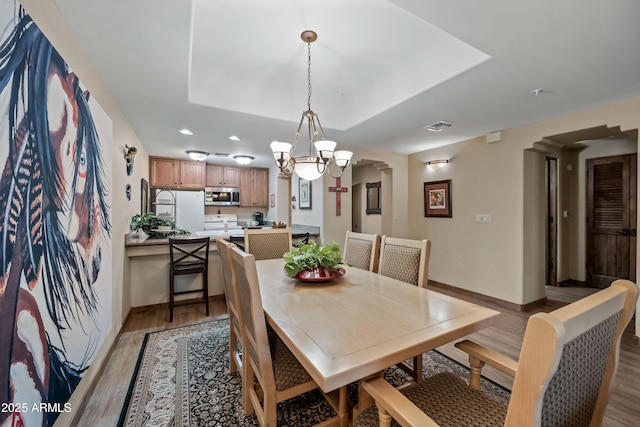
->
xmin=253 ymin=211 xmax=264 ymax=226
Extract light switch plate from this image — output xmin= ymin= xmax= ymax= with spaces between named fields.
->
xmin=476 ymin=214 xmax=492 ymax=224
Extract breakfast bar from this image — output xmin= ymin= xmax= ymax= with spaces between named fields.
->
xmin=124 ymin=225 xmax=320 ymax=308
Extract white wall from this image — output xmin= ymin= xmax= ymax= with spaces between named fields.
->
xmin=352 ymin=165 xmax=383 ymax=234
xmin=408 ymin=97 xmax=640 ymax=314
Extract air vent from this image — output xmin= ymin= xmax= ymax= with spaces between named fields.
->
xmin=214 ymin=152 xmax=231 ymax=157
xmin=423 ymin=121 xmax=452 ymax=132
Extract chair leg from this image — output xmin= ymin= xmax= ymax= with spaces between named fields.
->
xmin=169 ymin=271 xmax=175 ymax=322
xmin=203 ymin=270 xmax=209 ymax=316
xmin=413 ymin=354 xmax=423 ymax=383
xmin=229 ymin=325 xmax=238 ymax=373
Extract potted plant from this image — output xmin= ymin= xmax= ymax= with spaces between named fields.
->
xmin=130 ymin=212 xmax=189 ymax=238
xmin=283 ymin=241 xmax=345 ymax=281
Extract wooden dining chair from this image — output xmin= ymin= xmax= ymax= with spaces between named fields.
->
xmin=228 ymin=246 xmax=339 ymax=426
xmin=343 ymin=231 xmax=381 ymax=272
xmin=244 ymin=228 xmax=292 ymax=260
xmin=168 ymin=237 xmax=210 ymax=322
xmin=377 ymin=236 xmax=431 ymax=382
xmin=355 ymin=279 xmax=639 ymax=427
xmin=216 ymin=238 xmax=242 ymax=374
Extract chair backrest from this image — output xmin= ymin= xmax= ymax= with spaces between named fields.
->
xmin=343 ymin=231 xmax=381 ymax=272
xmin=292 ymin=232 xmax=310 ymax=247
xmin=244 ymin=228 xmax=292 ymax=260
xmin=216 ymin=238 xmax=239 ymax=314
xmin=168 ymin=237 xmax=210 ymax=269
xmin=506 ymin=279 xmax=638 ymax=426
xmin=378 ymin=236 xmax=431 ymax=287
xmin=229 ymin=246 xmax=277 ymax=392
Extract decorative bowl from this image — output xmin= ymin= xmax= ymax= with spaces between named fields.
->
xmin=295 ymin=267 xmax=345 ymax=283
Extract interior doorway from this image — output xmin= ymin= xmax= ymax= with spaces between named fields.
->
xmin=546 ymin=157 xmax=558 ymax=286
xmin=586 ymin=153 xmax=637 ymax=288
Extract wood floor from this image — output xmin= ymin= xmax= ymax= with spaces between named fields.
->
xmin=78 ymin=286 xmax=639 ymax=427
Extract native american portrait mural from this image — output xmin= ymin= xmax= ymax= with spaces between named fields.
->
xmin=0 ymin=2 xmax=113 ymax=425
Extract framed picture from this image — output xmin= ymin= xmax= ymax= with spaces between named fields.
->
xmin=424 ymin=179 xmax=452 ymax=218
xmin=141 ymin=178 xmax=149 ymax=214
xmin=299 ymin=179 xmax=312 ymax=209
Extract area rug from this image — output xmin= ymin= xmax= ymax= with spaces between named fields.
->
xmin=118 ymin=318 xmax=510 ymax=426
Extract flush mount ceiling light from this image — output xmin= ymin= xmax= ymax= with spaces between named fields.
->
xmin=270 ymin=30 xmax=353 ymax=182
xmin=186 ymin=150 xmax=209 ymax=161
xmin=228 ymin=135 xmax=241 ymax=141
xmin=179 ymin=129 xmax=193 ymax=135
xmin=233 ymin=155 xmax=254 ymax=165
xmin=423 ymin=121 xmax=452 ymax=132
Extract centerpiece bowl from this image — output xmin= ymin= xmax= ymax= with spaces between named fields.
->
xmin=295 ymin=266 xmax=345 ymax=282
xmin=284 ymin=241 xmax=345 ymax=283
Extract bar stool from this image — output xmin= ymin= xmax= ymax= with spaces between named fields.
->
xmin=168 ymin=237 xmax=210 ymax=322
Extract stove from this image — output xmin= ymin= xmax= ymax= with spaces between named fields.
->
xmin=203 ymin=214 xmax=241 ymax=231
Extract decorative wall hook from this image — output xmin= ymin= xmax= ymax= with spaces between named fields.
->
xmin=123 ymin=145 xmax=138 ymax=175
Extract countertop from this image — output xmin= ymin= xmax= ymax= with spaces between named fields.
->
xmin=125 ymin=224 xmax=320 ymax=247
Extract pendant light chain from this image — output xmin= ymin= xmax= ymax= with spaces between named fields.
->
xmin=307 ymin=41 xmax=312 ymax=111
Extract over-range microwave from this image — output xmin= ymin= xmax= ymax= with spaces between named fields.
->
xmin=205 ymin=187 xmax=240 ymax=206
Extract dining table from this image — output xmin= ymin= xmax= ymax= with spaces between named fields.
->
xmin=254 ymin=259 xmax=501 ymax=426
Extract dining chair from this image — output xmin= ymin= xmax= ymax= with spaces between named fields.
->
xmin=228 ymin=246 xmax=339 ymax=426
xmin=216 ymin=238 xmax=242 ymax=374
xmin=355 ymin=279 xmax=639 ymax=427
xmin=168 ymin=237 xmax=210 ymax=322
xmin=244 ymin=228 xmax=292 ymax=260
xmin=343 ymin=231 xmax=381 ymax=272
xmin=377 ymin=236 xmax=431 ymax=382
xmin=292 ymin=232 xmax=310 ymax=247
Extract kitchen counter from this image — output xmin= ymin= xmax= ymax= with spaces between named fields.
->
xmin=124 ymin=225 xmax=321 ymax=308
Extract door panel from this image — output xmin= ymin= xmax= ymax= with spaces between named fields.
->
xmin=587 ymin=154 xmax=637 ymax=288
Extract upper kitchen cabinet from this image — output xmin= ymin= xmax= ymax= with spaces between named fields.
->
xmin=149 ymin=156 xmax=206 ymax=189
xmin=240 ymin=167 xmax=269 ymax=207
xmin=206 ymin=165 xmax=241 ymax=187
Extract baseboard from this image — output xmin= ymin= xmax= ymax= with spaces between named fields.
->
xmin=428 ymin=280 xmax=544 ymax=312
xmin=559 ymin=278 xmax=588 ymax=287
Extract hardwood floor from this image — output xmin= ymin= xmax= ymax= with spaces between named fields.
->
xmin=78 ymin=287 xmax=638 ymax=426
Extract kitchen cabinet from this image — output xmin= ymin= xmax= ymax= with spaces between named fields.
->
xmin=149 ymin=156 xmax=205 ymax=189
xmin=206 ymin=165 xmax=241 ymax=187
xmin=240 ymin=167 xmax=269 ymax=207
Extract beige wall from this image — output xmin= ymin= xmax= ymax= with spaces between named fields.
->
xmin=21 ymin=1 xmax=148 ymax=423
xmin=408 ymin=96 xmax=640 ymax=319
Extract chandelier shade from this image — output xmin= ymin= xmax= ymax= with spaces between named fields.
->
xmin=271 ymin=30 xmax=353 ymax=181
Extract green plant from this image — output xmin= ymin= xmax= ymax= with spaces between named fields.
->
xmin=130 ymin=212 xmax=189 ymax=237
xmin=283 ymin=241 xmax=344 ymax=278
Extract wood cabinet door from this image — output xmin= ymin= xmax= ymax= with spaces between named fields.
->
xmin=223 ymin=167 xmax=241 ymax=187
xmin=206 ymin=165 xmax=223 ymax=186
xmin=150 ymin=157 xmax=179 ymax=188
xmin=252 ymin=168 xmax=269 ymax=206
xmin=587 ymin=154 xmax=637 ymax=288
xmin=180 ymin=161 xmax=206 ymax=189
xmin=240 ymin=168 xmax=254 ymax=206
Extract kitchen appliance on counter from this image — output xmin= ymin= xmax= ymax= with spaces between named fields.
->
xmin=200 ymin=214 xmax=243 ymax=235
xmin=253 ymin=211 xmax=264 ymax=225
xmin=205 ymin=187 xmax=240 ymax=206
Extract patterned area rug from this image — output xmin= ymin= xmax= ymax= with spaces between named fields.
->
xmin=118 ymin=319 xmax=510 ymax=426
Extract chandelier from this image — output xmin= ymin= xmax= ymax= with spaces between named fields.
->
xmin=271 ymin=30 xmax=353 ymax=181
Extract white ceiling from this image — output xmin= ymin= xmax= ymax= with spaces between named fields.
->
xmin=53 ymin=0 xmax=640 ymax=168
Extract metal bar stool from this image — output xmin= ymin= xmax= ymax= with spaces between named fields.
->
xmin=168 ymin=237 xmax=210 ymax=322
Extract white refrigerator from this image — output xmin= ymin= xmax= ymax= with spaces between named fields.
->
xmin=175 ymin=190 xmax=205 ymax=233
xmin=154 ymin=189 xmax=205 ymax=233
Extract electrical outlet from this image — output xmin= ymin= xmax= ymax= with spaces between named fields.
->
xmin=476 ymin=214 xmax=492 ymax=224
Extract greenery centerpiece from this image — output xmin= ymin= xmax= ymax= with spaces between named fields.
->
xmin=130 ymin=212 xmax=189 ymax=238
xmin=283 ymin=241 xmax=345 ymax=281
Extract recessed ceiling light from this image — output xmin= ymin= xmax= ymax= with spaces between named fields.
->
xmin=423 ymin=121 xmax=452 ymax=132
xmin=531 ymin=89 xmax=545 ymax=96
xmin=234 ymin=155 xmax=254 ymax=165
xmin=179 ymin=129 xmax=193 ymax=135
xmin=228 ymin=135 xmax=241 ymax=141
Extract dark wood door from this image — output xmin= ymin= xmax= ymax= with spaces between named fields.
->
xmin=587 ymin=154 xmax=637 ymax=288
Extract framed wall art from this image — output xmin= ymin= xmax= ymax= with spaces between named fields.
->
xmin=424 ymin=179 xmax=452 ymax=218
xmin=299 ymin=179 xmax=312 ymax=209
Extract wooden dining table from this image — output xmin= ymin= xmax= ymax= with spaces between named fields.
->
xmin=255 ymin=259 xmax=501 ymax=425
